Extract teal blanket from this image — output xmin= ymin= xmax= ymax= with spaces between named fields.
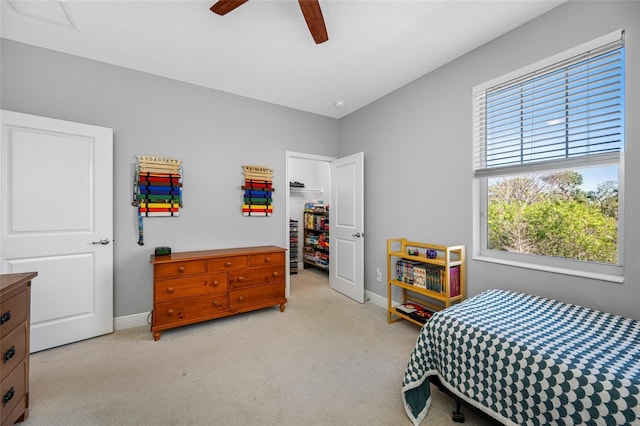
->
xmin=402 ymin=289 xmax=640 ymax=425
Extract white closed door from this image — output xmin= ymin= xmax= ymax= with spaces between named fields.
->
xmin=329 ymin=152 xmax=364 ymax=303
xmin=1 ymin=110 xmax=113 ymax=352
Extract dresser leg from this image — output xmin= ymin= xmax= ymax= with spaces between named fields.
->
xmin=153 ymin=331 xmax=161 ymax=341
xmin=15 ymin=410 xmax=28 ymax=423
xmin=280 ymin=303 xmax=286 ymax=312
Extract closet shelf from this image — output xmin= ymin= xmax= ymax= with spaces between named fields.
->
xmin=289 ymin=187 xmax=324 ymax=194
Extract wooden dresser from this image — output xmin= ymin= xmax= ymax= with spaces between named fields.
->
xmin=1 ymin=272 xmax=36 ymax=426
xmin=150 ymin=246 xmax=286 ymax=341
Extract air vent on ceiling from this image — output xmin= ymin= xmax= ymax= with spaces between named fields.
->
xmin=8 ymin=0 xmax=77 ymax=30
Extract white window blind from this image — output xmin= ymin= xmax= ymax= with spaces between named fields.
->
xmin=473 ymin=31 xmax=625 ymax=178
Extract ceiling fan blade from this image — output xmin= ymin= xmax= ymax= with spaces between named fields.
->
xmin=298 ymin=0 xmax=328 ymax=44
xmin=210 ymin=0 xmax=249 ymax=16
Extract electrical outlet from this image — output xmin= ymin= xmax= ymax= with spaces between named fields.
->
xmin=376 ymin=268 xmax=382 ymax=282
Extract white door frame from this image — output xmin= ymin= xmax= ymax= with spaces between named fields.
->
xmin=284 ymin=151 xmax=335 ymax=297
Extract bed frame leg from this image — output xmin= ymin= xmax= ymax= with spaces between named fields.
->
xmin=452 ymin=400 xmax=465 ymax=423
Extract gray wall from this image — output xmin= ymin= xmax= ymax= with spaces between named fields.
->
xmin=339 ymin=1 xmax=640 ymax=319
xmin=0 ymin=40 xmax=339 ymax=317
xmin=3 ymin=1 xmax=639 ymax=321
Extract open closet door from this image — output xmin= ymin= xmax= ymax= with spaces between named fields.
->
xmin=329 ymin=152 xmax=364 ymax=303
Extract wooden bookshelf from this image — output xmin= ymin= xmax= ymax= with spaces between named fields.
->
xmin=387 ymin=238 xmax=466 ymax=326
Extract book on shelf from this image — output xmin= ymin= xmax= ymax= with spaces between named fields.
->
xmin=396 ymin=261 xmax=461 ymax=296
xmin=406 ymin=309 xmax=435 ymax=324
xmin=395 ymin=302 xmax=435 ymax=324
xmin=425 ymin=265 xmax=444 ymax=293
xmin=395 ymin=260 xmax=420 ymax=284
xmin=395 ymin=304 xmax=417 ymax=314
xmin=413 ymin=264 xmax=427 ymax=289
xmin=450 ymin=266 xmax=461 ymax=297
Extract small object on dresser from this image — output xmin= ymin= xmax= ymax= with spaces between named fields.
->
xmin=154 ymin=246 xmax=172 ymax=256
xmin=426 ymin=249 xmax=437 ymax=259
xmin=407 ymin=248 xmax=419 ymax=256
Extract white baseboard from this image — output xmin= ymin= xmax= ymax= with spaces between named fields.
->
xmin=114 ymin=312 xmax=150 ymax=330
xmin=114 ymin=288 xmax=389 ymax=331
xmin=366 ymin=289 xmax=390 ymax=309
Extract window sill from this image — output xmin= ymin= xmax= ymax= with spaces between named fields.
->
xmin=472 ymin=256 xmax=624 ymax=284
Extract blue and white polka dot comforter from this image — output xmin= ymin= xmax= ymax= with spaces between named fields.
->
xmin=402 ymin=289 xmax=640 ymax=425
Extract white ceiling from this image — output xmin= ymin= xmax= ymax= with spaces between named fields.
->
xmin=1 ymin=0 xmax=565 ymax=119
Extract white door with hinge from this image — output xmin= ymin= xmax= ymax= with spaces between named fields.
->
xmin=329 ymin=152 xmax=364 ymax=303
xmin=1 ymin=110 xmax=113 ymax=352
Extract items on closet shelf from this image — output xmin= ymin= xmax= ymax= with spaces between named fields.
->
xmin=303 ymin=202 xmax=329 ymax=271
xmin=290 ymin=219 xmax=299 ymax=274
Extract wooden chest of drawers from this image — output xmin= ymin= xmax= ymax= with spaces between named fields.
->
xmin=150 ymin=246 xmax=286 ymax=341
xmin=1 ymin=272 xmax=37 ymax=426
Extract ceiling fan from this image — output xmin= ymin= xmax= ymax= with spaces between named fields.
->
xmin=210 ymin=0 xmax=329 ymax=44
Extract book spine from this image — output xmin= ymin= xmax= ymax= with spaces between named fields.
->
xmin=450 ymin=266 xmax=460 ymax=297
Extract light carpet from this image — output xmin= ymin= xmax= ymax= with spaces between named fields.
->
xmin=20 ymin=269 xmax=494 ymax=426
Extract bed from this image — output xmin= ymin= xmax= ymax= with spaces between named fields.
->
xmin=402 ymin=289 xmax=640 ymax=425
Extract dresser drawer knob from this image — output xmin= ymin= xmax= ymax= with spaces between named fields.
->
xmin=265 ymin=257 xmax=271 ymax=263
xmin=2 ymin=386 xmax=14 ymax=407
xmin=272 ymin=271 xmax=279 ymax=277
xmin=178 ymin=266 xmax=185 ymax=273
xmin=225 ymin=261 xmax=232 ymax=267
xmin=3 ymin=346 xmax=16 ymax=363
xmin=237 ymin=296 xmax=244 ymax=302
xmin=0 ymin=310 xmax=11 ymax=325
xmin=167 ymin=308 xmax=174 ymax=316
xmin=237 ymin=276 xmax=244 ymax=282
xmin=167 ymin=287 xmax=175 ymax=294
xmin=213 ymin=300 xmax=222 ymax=307
xmin=212 ymin=280 xmax=219 ymax=287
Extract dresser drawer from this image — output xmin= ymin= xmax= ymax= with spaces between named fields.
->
xmin=1 ymin=361 xmax=26 ymax=423
xmin=229 ymin=266 xmax=284 ymax=289
xmin=154 ymin=273 xmax=228 ymax=302
xmin=0 ymin=289 xmax=28 ymax=338
xmin=154 ymin=260 xmax=206 ymax=279
xmin=248 ymin=251 xmax=285 ymax=267
xmin=1 ymin=324 xmax=26 ymax=382
xmin=153 ymin=294 xmax=229 ymax=327
xmin=230 ymin=283 xmax=285 ymax=310
xmin=208 ymin=256 xmax=248 ymax=271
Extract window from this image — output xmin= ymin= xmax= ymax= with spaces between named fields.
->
xmin=473 ymin=30 xmax=625 ymax=280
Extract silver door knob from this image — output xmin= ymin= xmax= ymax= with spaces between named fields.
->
xmin=92 ymin=238 xmax=111 ymax=245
